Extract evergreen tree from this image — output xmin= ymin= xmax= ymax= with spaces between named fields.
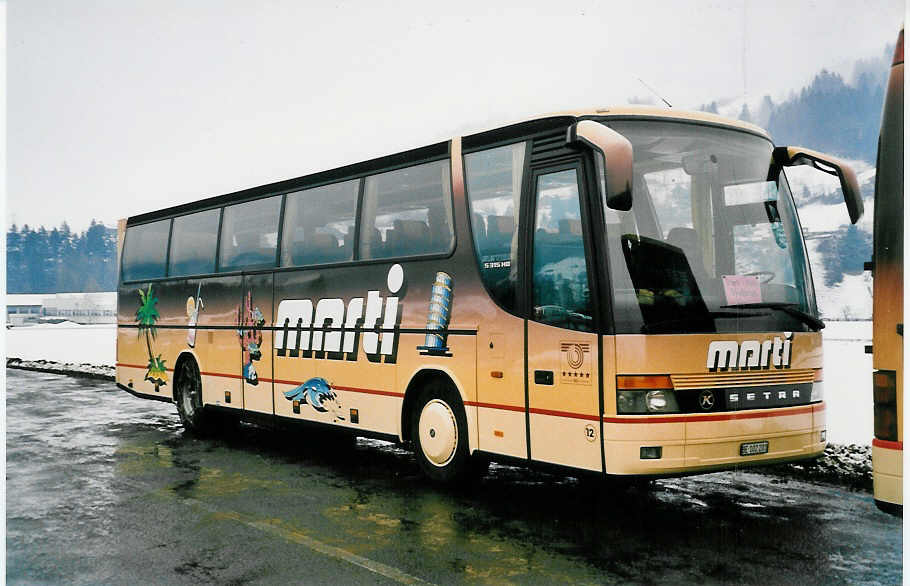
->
xmin=5 ymin=220 xmax=117 ymax=293
xmin=817 ymin=224 xmax=872 ymax=286
xmin=738 ymin=103 xmax=752 ymax=123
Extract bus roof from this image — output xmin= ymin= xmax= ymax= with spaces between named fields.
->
xmin=127 ymin=105 xmax=770 ymax=225
xmin=493 ymin=105 xmax=771 ymax=140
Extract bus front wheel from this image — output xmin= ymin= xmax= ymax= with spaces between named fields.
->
xmin=411 ymin=382 xmax=471 ymax=483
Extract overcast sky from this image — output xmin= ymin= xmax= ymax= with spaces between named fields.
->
xmin=7 ymin=0 xmax=905 ymax=231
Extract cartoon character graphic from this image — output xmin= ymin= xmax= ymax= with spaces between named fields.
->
xmin=136 ymin=284 xmax=167 ymax=390
xmin=237 ymin=291 xmax=265 ymax=384
xmin=417 ymin=271 xmax=454 ymax=356
xmin=185 ymin=283 xmax=204 ymax=348
xmin=284 ymin=377 xmax=346 ymax=422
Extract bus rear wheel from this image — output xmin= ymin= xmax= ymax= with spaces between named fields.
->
xmin=174 ymin=357 xmax=213 ymax=434
xmin=411 ymin=382 xmax=471 ymax=483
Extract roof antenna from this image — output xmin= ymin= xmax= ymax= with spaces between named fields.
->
xmin=636 ymin=77 xmax=672 ymax=108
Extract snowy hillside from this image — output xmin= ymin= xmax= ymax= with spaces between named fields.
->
xmin=787 ymin=160 xmax=875 ymax=320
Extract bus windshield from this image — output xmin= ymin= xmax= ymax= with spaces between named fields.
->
xmin=602 ymin=120 xmax=817 ymax=334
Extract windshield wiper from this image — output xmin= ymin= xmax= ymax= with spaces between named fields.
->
xmin=721 ymin=302 xmax=825 ymax=331
xmin=640 ymin=311 xmax=764 ymax=334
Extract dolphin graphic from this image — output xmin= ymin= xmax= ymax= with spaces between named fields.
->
xmin=284 ymin=377 xmax=345 ymax=421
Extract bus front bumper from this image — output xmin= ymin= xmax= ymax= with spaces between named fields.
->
xmin=603 ymin=403 xmax=826 ymax=476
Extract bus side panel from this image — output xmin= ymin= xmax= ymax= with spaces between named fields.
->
xmin=273 ymin=265 xmax=399 ymax=434
xmin=526 ymin=320 xmax=601 ymax=471
xmin=871 ymin=38 xmax=903 ymax=511
xmin=117 ymin=279 xmax=189 ymax=401
xmin=192 ymin=276 xmax=243 ymax=410
xmin=241 ymin=273 xmax=274 ymax=415
xmin=475 ymin=313 xmax=527 ymax=459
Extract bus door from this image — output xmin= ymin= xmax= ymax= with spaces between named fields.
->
xmin=190 ymin=275 xmax=244 ymax=412
xmin=240 ymin=273 xmax=275 ymax=414
xmin=525 ymin=164 xmax=603 ymax=472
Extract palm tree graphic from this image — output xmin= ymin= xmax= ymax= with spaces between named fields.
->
xmin=137 ymin=284 xmax=168 ymax=390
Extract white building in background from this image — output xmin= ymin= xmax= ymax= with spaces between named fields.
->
xmin=6 ymin=292 xmax=117 ymax=325
xmin=6 ymin=294 xmax=44 ymax=326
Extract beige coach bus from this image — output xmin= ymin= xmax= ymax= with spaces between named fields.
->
xmin=116 ymin=106 xmax=862 ymax=482
xmin=870 ymin=28 xmax=903 ymax=516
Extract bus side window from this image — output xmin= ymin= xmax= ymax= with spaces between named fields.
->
xmin=121 ymin=219 xmax=171 ymax=281
xmin=219 ymin=195 xmax=281 ymax=272
xmin=359 ymin=160 xmax=454 ymax=260
xmin=281 ymin=179 xmax=358 ymax=267
xmin=168 ymin=208 xmax=220 ymax=277
xmin=464 ymin=142 xmax=527 ymax=312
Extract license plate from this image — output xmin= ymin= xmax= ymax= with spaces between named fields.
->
xmin=740 ymin=441 xmax=769 ymax=456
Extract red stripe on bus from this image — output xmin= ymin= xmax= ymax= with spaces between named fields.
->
xmin=116 ymin=362 xmax=174 ymax=372
xmin=465 ymin=401 xmax=525 ymax=413
xmin=530 ymin=407 xmax=600 ymax=421
xmin=201 ymin=371 xmax=244 ymax=380
xmin=468 ymin=403 xmax=600 ymax=421
xmin=872 ymin=438 xmax=903 ymax=450
xmin=332 ymin=385 xmax=404 ymax=398
xmin=264 ymin=378 xmax=403 ymax=398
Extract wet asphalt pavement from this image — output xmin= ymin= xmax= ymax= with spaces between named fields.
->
xmin=6 ymin=369 xmax=902 ymax=585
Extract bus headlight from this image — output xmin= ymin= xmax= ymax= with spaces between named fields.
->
xmin=646 ymin=390 xmax=673 ymax=411
xmin=616 ymin=389 xmax=680 ymax=414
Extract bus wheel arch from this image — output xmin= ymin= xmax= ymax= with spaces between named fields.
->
xmin=401 ymin=369 xmax=461 ymax=444
xmin=402 ymin=369 xmax=486 ymax=482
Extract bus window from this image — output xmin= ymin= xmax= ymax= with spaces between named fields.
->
xmin=531 ymin=168 xmax=593 ymax=331
xmin=464 ymin=142 xmax=526 ymax=311
xmin=359 ymin=160 xmax=454 ymax=260
xmin=644 ymin=168 xmax=693 ymax=235
xmin=219 ymin=195 xmax=281 ymax=271
xmin=281 ymin=179 xmax=358 ymax=267
xmin=168 ymin=208 xmax=220 ymax=277
xmin=121 ymin=219 xmax=171 ymax=281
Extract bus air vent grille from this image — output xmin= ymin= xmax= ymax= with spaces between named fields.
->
xmin=531 ymin=132 xmax=575 ymax=163
xmin=671 ymin=369 xmax=815 ymax=389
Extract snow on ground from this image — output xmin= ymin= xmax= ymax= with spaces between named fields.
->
xmin=6 ymin=323 xmax=116 ymax=366
xmin=5 ymin=321 xmax=872 ymax=444
xmin=822 ymin=322 xmax=873 ymax=445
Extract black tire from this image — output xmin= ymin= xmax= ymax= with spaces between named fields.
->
xmin=174 ymin=357 xmax=214 ymax=435
xmin=410 ymin=380 xmax=473 ymax=483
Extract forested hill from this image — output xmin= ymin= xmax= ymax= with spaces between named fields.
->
xmin=6 ymin=221 xmax=117 ymax=293
xmin=700 ymin=43 xmax=894 ymax=164
xmin=766 ymin=68 xmax=885 ymax=163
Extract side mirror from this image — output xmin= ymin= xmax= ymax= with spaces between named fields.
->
xmin=567 ymin=120 xmax=634 ymax=211
xmin=774 ymin=146 xmax=864 ymax=224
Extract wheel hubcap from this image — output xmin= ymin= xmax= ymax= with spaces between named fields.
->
xmin=418 ymin=399 xmax=457 ymax=467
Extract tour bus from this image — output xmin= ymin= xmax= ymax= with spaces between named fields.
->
xmin=870 ymin=28 xmax=903 ymax=515
xmin=116 ymin=106 xmax=863 ymax=482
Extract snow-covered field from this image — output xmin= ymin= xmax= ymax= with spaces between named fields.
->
xmin=6 ymin=322 xmax=116 ymax=366
xmin=6 ymin=320 xmax=873 ymax=445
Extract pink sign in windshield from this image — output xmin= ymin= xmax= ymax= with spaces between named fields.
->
xmin=722 ymin=275 xmax=762 ymax=305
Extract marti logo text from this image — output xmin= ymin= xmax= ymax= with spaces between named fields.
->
xmin=274 ymin=264 xmax=404 ymax=359
xmin=706 ymin=333 xmax=793 ymax=371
